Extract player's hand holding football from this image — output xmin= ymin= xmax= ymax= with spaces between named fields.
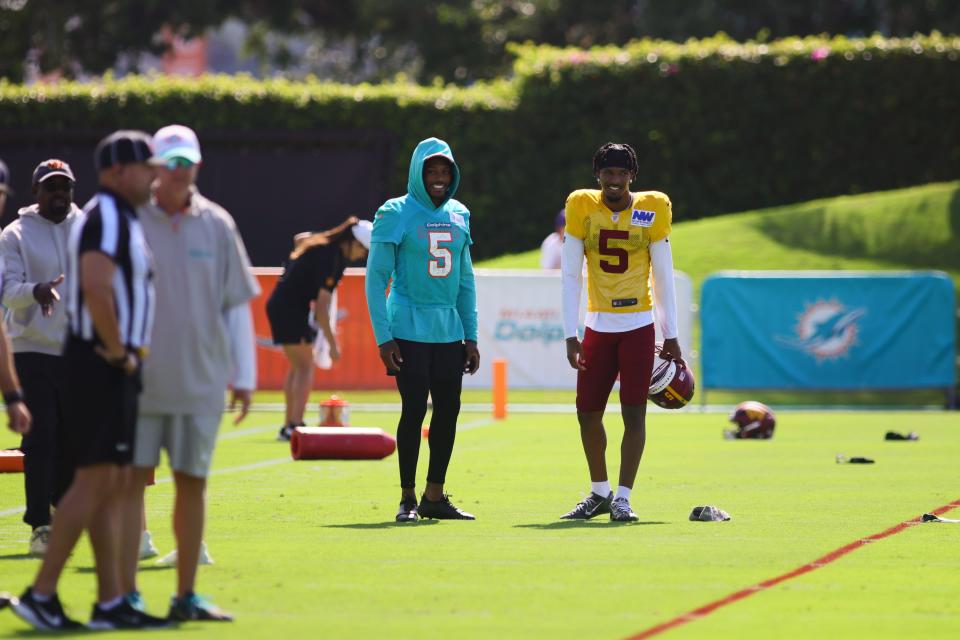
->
xmin=566 ymin=337 xmax=587 ymax=371
xmin=379 ymin=340 xmax=403 ymax=373
xmin=658 ymin=337 xmax=686 ymax=368
xmin=463 ymin=340 xmax=480 ymax=374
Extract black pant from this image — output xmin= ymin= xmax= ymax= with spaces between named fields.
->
xmin=393 ymin=340 xmax=465 ymax=489
xmin=16 ymin=352 xmax=73 ymax=530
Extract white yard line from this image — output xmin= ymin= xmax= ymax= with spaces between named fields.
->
xmin=458 ymin=417 xmax=496 ymax=431
xmin=0 ymin=505 xmax=25 ymax=518
xmin=218 ymin=425 xmax=278 ymax=440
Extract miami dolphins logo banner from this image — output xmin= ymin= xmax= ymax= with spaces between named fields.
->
xmin=700 ymin=272 xmax=956 ymax=390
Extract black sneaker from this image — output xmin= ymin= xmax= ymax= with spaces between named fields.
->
xmin=88 ymin=599 xmax=172 ymax=630
xmin=168 ymin=592 xmax=233 ymax=622
xmin=417 ymin=494 xmax=475 ymax=520
xmin=560 ymin=492 xmax=613 ymax=520
xmin=8 ymin=587 xmax=82 ymax=630
xmin=610 ymin=497 xmax=639 ymax=522
xmin=277 ymin=422 xmax=306 ymax=442
xmin=396 ymin=498 xmax=419 ymax=523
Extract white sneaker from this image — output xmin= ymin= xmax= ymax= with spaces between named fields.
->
xmin=28 ymin=526 xmax=51 ymax=557
xmin=155 ymin=541 xmax=214 ymax=567
xmin=139 ymin=530 xmax=159 ymax=560
xmin=610 ymin=497 xmax=639 ymax=522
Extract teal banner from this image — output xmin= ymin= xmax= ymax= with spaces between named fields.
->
xmin=701 ymin=272 xmax=956 ymax=390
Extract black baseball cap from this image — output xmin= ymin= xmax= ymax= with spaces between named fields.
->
xmin=94 ymin=130 xmax=162 ymax=171
xmin=0 ymin=159 xmax=10 ymax=194
xmin=32 ymin=159 xmax=76 ymax=186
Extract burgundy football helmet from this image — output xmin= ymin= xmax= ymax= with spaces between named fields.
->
xmin=648 ymin=344 xmax=695 ymax=409
xmin=726 ymin=401 xmax=776 ymax=439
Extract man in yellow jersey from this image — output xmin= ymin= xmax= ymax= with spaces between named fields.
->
xmin=559 ymin=142 xmax=685 ymax=522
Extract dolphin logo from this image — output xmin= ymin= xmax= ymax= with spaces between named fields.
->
xmin=776 ymin=300 xmax=867 ymax=362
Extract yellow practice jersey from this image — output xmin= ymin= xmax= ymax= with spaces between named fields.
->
xmin=565 ymin=189 xmax=672 ymax=313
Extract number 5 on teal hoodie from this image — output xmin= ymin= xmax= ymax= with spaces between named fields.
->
xmin=365 ymin=137 xmax=478 ymax=346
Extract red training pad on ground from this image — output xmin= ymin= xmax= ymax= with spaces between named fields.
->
xmin=0 ymin=449 xmax=25 ymax=473
xmin=291 ymin=427 xmax=396 ymax=460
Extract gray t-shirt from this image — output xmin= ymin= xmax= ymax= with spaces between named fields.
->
xmin=138 ymin=190 xmax=260 ymax=414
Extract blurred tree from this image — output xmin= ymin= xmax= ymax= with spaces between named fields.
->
xmin=0 ymin=0 xmax=234 ymax=81
xmin=1 ymin=0 xmax=958 ymax=82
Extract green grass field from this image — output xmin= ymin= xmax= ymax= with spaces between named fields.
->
xmin=2 ymin=407 xmax=959 ymax=639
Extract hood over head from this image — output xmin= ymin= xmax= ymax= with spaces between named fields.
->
xmin=407 ymin=137 xmax=460 ymax=210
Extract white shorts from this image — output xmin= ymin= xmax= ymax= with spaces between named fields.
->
xmin=133 ymin=414 xmax=222 ymax=478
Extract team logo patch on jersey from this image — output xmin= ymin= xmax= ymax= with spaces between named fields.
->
xmin=631 ymin=209 xmax=656 ymax=227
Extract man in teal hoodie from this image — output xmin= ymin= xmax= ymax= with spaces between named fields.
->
xmin=365 ymin=137 xmax=480 ymax=523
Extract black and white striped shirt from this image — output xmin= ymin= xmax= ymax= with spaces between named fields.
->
xmin=67 ymin=189 xmax=155 ymax=349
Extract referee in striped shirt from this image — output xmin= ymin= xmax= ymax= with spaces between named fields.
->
xmin=8 ymin=131 xmax=169 ymax=630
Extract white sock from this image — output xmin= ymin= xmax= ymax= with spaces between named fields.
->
xmin=591 ymin=481 xmax=611 ymax=497
xmin=615 ymin=485 xmax=632 ymax=501
xmin=98 ymin=596 xmax=124 ymax=610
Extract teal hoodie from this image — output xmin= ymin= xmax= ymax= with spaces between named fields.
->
xmin=365 ymin=137 xmax=477 ymax=345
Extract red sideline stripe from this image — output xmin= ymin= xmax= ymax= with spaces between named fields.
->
xmin=626 ymin=499 xmax=960 ymax=640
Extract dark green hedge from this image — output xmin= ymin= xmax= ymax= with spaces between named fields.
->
xmin=1 ymin=33 xmax=958 ymax=259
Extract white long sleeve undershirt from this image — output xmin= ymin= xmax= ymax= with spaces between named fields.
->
xmin=650 ymin=238 xmax=678 ymax=340
xmin=225 ymin=303 xmax=257 ymax=391
xmin=560 ymin=233 xmax=585 ymax=339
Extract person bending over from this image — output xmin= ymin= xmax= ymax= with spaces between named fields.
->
xmin=267 ymin=217 xmax=371 ymax=440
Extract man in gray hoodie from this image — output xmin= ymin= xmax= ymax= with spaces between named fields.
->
xmin=0 ymin=159 xmax=82 ymax=556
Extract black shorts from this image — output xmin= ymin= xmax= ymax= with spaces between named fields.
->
xmin=266 ymin=295 xmax=316 ymax=345
xmin=390 ymin=339 xmax=465 ymax=379
xmin=62 ymin=337 xmax=142 ymax=468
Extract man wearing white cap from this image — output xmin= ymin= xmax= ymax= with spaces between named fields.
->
xmin=119 ymin=124 xmax=259 ymax=622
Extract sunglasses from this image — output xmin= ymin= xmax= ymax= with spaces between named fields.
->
xmin=164 ymin=157 xmax=196 ymax=169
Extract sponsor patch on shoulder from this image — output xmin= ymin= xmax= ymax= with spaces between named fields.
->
xmin=631 ymin=209 xmax=655 ymax=227
xmin=449 ymin=211 xmax=465 ymax=227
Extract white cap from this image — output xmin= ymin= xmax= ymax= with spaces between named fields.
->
xmin=153 ymin=124 xmax=202 ymax=164
xmin=351 ymin=220 xmax=372 ymax=249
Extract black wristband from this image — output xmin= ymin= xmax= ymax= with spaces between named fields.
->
xmin=3 ymin=389 xmax=25 ymax=405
